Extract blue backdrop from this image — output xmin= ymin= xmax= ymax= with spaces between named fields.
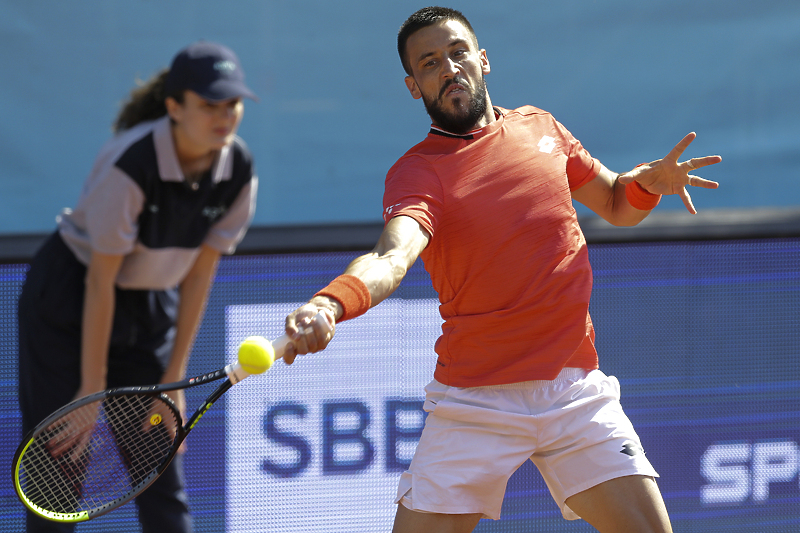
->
xmin=1 ymin=0 xmax=798 ymax=233
xmin=2 ymin=237 xmax=799 ymax=531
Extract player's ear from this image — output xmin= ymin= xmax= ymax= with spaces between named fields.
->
xmin=165 ymin=96 xmax=182 ymax=121
xmin=480 ymin=49 xmax=490 ymax=75
xmin=405 ymin=76 xmax=422 ymax=100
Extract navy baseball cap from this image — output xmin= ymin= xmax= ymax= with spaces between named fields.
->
xmin=164 ymin=41 xmax=257 ymax=102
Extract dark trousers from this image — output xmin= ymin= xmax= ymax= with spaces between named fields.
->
xmin=17 ymin=232 xmax=192 ymax=533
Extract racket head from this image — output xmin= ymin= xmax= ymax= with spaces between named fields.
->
xmin=13 ymin=390 xmax=182 ymax=523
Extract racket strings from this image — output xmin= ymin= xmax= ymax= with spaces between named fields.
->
xmin=18 ymin=394 xmax=180 ymax=515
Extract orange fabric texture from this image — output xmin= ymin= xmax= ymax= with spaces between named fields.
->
xmin=383 ymin=106 xmax=600 ymax=386
xmin=625 ymin=181 xmax=662 ymax=211
xmin=315 ymin=274 xmax=372 ymax=322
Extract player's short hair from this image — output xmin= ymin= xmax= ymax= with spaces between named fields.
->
xmin=397 ymin=6 xmax=478 ymax=75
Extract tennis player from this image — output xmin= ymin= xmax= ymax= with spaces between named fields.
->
xmin=284 ymin=7 xmax=721 ymax=532
xmin=17 ymin=41 xmax=258 ymax=533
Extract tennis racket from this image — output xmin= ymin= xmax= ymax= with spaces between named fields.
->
xmin=13 ymin=334 xmax=291 ymax=524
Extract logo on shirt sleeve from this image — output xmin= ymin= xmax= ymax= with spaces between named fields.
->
xmin=538 ymin=135 xmax=556 ymax=154
xmin=384 ymin=203 xmax=402 ymax=221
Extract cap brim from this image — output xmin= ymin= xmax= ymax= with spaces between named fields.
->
xmin=193 ymin=79 xmax=259 ymax=102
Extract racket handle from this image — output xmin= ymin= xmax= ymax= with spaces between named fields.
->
xmin=271 ymin=334 xmax=292 ymax=360
xmin=228 ymin=311 xmax=333 ymax=383
xmin=227 ymin=334 xmax=292 ymax=384
xmin=227 ymin=334 xmax=290 ymax=384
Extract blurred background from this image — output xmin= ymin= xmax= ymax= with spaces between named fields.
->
xmin=1 ymin=0 xmax=797 ymax=234
xmin=1 ymin=1 xmax=799 ymax=532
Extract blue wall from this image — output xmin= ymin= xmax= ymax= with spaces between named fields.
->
xmin=3 ymin=238 xmax=800 ymax=531
xmin=1 ymin=0 xmax=798 ymax=233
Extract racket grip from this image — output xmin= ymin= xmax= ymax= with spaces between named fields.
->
xmin=228 ymin=311 xmax=332 ymax=383
xmin=271 ymin=335 xmax=292 ymax=360
xmin=227 ymin=333 xmax=294 ymax=384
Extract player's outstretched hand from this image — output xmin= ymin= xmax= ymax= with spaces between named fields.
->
xmin=284 ymin=304 xmax=335 ymax=364
xmin=617 ymin=132 xmax=722 ymax=214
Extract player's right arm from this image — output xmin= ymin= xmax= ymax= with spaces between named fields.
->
xmin=77 ymin=251 xmax=124 ymax=398
xmin=283 ymin=215 xmax=430 ymax=362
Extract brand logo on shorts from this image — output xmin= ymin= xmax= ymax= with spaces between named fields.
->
xmin=620 ymin=442 xmax=645 ymax=457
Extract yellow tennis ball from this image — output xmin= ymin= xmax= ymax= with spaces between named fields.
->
xmin=238 ymin=336 xmax=275 ymax=374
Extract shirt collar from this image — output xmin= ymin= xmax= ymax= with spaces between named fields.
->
xmin=428 ymin=107 xmax=505 ymax=140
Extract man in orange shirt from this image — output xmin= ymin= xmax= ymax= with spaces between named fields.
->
xmin=283 ymin=6 xmax=721 ymax=532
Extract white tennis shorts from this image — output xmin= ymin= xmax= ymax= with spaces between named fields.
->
xmin=395 ymin=367 xmax=658 ymax=521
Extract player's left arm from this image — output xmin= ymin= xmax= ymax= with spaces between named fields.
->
xmin=163 ymin=245 xmax=221 ymax=413
xmin=572 ymin=132 xmax=722 ymax=225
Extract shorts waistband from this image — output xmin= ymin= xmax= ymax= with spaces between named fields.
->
xmin=468 ymin=367 xmax=589 ymax=391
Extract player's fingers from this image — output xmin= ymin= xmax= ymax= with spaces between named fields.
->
xmin=295 ymin=313 xmax=332 ymax=351
xmin=282 ymin=339 xmax=299 ymax=364
xmin=699 ymin=155 xmax=723 ymax=167
xmin=66 ymin=435 xmax=91 ymax=464
xmin=616 ymin=172 xmax=636 ymax=185
xmin=685 ymin=155 xmax=722 ymax=171
xmin=50 ymin=426 xmax=87 ymax=461
xmin=665 ymin=132 xmax=697 ymax=162
xmin=288 ymin=330 xmax=309 ymax=356
xmin=318 ymin=307 xmax=336 ymax=329
xmin=299 ymin=320 xmax=324 ymax=352
xmin=679 ymin=187 xmax=697 ymax=215
xmin=284 ymin=307 xmax=334 ymax=361
xmin=284 ymin=312 xmax=301 ymax=336
xmin=47 ymin=432 xmax=72 ymax=456
xmin=46 ymin=423 xmax=67 ymax=443
xmin=47 ymin=421 xmax=78 ymax=454
xmin=688 ymin=175 xmax=719 ymax=189
xmin=311 ymin=311 xmax=335 ymax=340
xmin=284 ymin=303 xmax=317 ymax=335
xmin=312 ymin=316 xmax=334 ymax=350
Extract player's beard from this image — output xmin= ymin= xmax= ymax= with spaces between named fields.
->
xmin=423 ymin=75 xmax=488 ymax=135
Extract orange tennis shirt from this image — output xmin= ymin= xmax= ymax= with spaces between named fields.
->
xmin=383 ymin=106 xmax=601 ymax=387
